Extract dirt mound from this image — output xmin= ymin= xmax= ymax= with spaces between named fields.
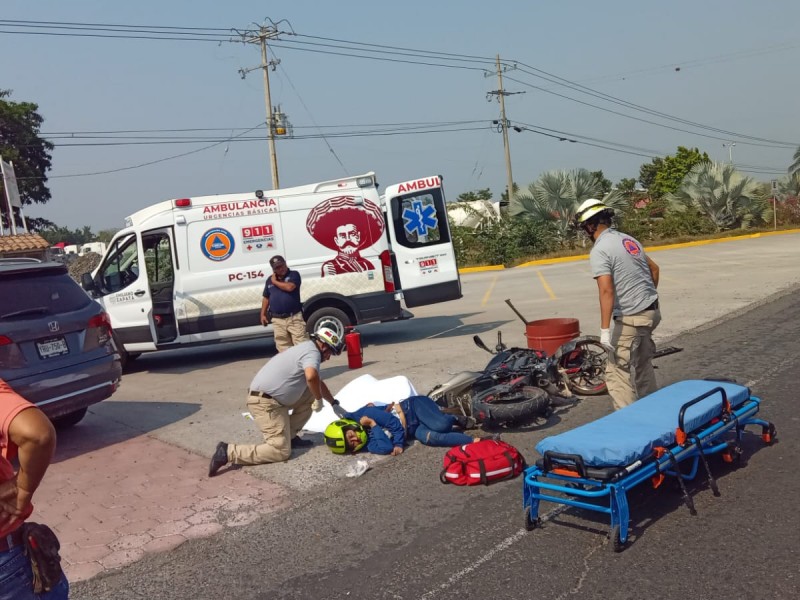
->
xmin=68 ymin=252 xmax=102 ymax=281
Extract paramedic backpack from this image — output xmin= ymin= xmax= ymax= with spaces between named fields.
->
xmin=440 ymin=439 xmax=526 ymax=486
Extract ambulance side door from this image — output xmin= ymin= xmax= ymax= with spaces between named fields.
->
xmin=385 ymin=178 xmax=462 ymax=308
xmin=93 ymin=232 xmax=157 ymax=351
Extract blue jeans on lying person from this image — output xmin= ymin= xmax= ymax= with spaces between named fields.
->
xmin=403 ymin=395 xmax=474 ymax=447
xmin=0 ymin=544 xmax=69 ymax=600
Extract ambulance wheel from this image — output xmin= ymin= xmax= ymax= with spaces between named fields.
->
xmin=524 ymin=507 xmax=540 ymax=531
xmin=307 ymin=307 xmax=351 ymax=340
xmin=610 ymin=525 xmax=625 ymax=552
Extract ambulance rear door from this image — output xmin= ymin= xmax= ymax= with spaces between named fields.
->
xmin=384 ymin=175 xmax=462 ymax=308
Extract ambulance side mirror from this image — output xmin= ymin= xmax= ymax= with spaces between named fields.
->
xmin=81 ymin=272 xmax=96 ymax=293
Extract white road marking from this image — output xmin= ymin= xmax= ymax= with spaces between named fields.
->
xmin=426 ymin=324 xmax=465 ymax=339
xmin=418 ymin=504 xmax=571 ymax=599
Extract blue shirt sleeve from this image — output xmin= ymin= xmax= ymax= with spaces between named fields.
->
xmin=286 ymin=270 xmax=301 ymax=287
xmin=345 ymin=406 xmax=405 ymax=453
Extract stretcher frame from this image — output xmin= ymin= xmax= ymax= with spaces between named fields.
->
xmin=522 ymin=385 xmax=776 ymax=551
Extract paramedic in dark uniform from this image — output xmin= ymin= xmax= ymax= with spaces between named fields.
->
xmin=260 ymin=255 xmax=309 ymax=353
xmin=574 ymin=199 xmax=661 ymax=411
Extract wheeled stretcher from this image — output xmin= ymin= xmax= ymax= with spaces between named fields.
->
xmin=522 ymin=379 xmax=776 ymax=551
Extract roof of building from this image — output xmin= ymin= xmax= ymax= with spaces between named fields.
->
xmin=0 ymin=233 xmax=51 ymax=253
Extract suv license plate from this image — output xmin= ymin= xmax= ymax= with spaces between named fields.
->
xmin=37 ymin=337 xmax=69 ymax=359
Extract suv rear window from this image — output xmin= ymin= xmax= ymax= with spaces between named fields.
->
xmin=0 ymin=271 xmax=92 ymax=317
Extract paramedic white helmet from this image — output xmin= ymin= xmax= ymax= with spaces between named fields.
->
xmin=574 ymin=199 xmax=614 ymax=227
xmin=311 ymin=326 xmax=344 ymax=356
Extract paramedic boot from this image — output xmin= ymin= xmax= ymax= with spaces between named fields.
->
xmin=291 ymin=436 xmax=314 ymax=449
xmin=208 ymin=442 xmax=229 ymax=477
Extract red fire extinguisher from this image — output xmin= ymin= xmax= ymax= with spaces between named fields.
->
xmin=345 ymin=327 xmax=363 ymax=369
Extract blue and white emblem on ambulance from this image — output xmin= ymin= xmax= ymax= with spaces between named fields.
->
xmin=201 ymin=227 xmax=235 ymax=261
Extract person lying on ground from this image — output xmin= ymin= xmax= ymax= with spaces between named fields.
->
xmin=324 ymin=395 xmax=488 ymax=455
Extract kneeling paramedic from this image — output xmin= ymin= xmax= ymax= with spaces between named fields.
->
xmin=324 ymin=395 xmax=481 ymax=456
xmin=209 ymin=327 xmax=343 ymax=476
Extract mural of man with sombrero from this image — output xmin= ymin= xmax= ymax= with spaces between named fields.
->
xmin=306 ymin=196 xmax=385 ymax=277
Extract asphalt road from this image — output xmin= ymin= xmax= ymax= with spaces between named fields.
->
xmin=71 ymin=233 xmax=799 ymax=599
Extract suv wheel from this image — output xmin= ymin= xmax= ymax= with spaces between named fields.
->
xmin=52 ymin=407 xmax=88 ymax=428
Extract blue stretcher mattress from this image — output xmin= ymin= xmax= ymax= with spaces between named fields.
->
xmin=535 ymin=380 xmax=751 ymax=468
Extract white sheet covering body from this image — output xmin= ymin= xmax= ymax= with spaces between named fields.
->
xmin=303 ymin=374 xmax=418 ymax=433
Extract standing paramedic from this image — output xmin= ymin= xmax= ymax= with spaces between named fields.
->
xmin=574 ymin=199 xmax=661 ymax=411
xmin=260 ymin=255 xmax=309 ymax=352
xmin=208 ymin=327 xmax=345 ymax=477
xmin=1 ymin=378 xmax=69 ymax=599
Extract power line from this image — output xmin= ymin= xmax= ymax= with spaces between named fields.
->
xmin=0 ymin=19 xmax=231 ymax=31
xmin=510 ymin=63 xmax=797 ymax=148
xmin=504 ymin=75 xmax=792 ymax=150
xmin=44 ymin=123 xmax=265 ymax=178
xmin=4 ymin=19 xmax=796 ymax=148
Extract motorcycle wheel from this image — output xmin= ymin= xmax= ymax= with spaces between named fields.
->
xmin=472 ymin=385 xmax=551 ymax=426
xmin=559 ymin=339 xmax=608 ymax=396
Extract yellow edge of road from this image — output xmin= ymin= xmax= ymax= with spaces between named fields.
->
xmin=458 ymin=227 xmax=800 ymax=274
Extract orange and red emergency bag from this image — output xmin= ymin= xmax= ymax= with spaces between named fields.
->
xmin=440 ymin=439 xmax=526 ymax=486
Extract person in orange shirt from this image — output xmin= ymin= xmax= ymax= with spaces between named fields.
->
xmin=0 ymin=378 xmax=69 ymax=599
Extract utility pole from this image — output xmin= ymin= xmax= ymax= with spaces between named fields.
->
xmin=486 ymin=56 xmax=523 ymax=212
xmin=260 ymin=34 xmax=279 ymax=189
xmin=240 ymin=24 xmax=284 ymax=190
xmin=723 ymin=141 xmax=736 ymax=165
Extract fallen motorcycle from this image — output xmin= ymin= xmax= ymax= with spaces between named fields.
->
xmin=429 ymin=330 xmax=681 ymax=428
xmin=429 ymin=332 xmax=609 ymax=427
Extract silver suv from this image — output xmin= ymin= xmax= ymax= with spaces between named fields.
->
xmin=0 ymin=259 xmax=122 ymax=426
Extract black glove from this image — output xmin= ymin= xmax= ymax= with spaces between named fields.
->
xmin=22 ymin=522 xmax=64 ymax=594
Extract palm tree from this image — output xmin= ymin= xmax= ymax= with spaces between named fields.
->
xmin=778 ymin=173 xmax=800 ymax=200
xmin=789 ymin=147 xmax=800 ymax=177
xmin=667 ymin=161 xmax=767 ymax=230
xmin=510 ymin=169 xmax=625 ymax=243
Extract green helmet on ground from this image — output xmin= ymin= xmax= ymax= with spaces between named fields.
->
xmin=324 ymin=418 xmax=367 ymax=454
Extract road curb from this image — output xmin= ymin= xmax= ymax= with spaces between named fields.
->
xmin=458 ymin=228 xmax=800 ymax=274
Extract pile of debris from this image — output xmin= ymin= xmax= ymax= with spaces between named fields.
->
xmin=67 ymin=252 xmax=102 ymax=282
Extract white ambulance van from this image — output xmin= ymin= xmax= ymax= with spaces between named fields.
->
xmin=81 ymin=172 xmax=461 ymax=361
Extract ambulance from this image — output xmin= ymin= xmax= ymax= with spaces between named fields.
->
xmin=81 ymin=172 xmax=461 ymax=361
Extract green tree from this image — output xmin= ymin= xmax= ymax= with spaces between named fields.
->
xmin=789 ymin=146 xmax=800 ymax=178
xmin=39 ymin=225 xmax=95 ymax=245
xmin=667 ymin=162 xmax=767 ymax=230
xmin=455 ymin=188 xmax=493 ymax=203
xmin=511 ymin=168 xmax=625 ymax=244
xmin=648 ymin=147 xmax=710 ymax=198
xmin=590 ymin=171 xmax=613 ymax=196
xmin=96 ymin=228 xmax=120 ymax=244
xmin=0 ymin=90 xmax=54 ymax=227
xmin=617 ymin=178 xmax=637 ymax=194
xmin=638 ymin=158 xmax=663 ymax=191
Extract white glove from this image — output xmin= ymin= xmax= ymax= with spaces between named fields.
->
xmin=312 ymin=397 xmax=324 ymax=412
xmin=332 ymin=401 xmax=347 ymax=419
xmin=600 ymin=328 xmax=611 ymax=348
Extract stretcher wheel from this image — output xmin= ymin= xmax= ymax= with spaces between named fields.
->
xmin=524 ymin=507 xmax=540 ymax=531
xmin=610 ymin=525 xmax=625 ymax=552
xmin=762 ymin=423 xmax=777 ymax=445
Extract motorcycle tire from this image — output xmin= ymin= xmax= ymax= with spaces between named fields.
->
xmin=558 ymin=338 xmax=608 ymax=396
xmin=472 ymin=385 xmax=551 ymax=426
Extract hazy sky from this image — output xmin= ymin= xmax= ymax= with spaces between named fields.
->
xmin=2 ymin=0 xmax=798 ymax=231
